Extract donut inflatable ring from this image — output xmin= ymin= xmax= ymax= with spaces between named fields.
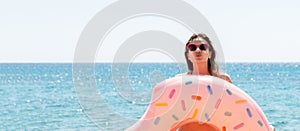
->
xmin=126 ymin=75 xmax=273 ymax=131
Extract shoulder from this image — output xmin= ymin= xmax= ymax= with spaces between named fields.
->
xmin=219 ymin=73 xmax=233 ymax=83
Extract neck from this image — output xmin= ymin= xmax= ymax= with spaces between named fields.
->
xmin=191 ymin=61 xmax=210 ymax=75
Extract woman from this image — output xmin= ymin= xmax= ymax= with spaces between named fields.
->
xmin=171 ymin=33 xmax=232 ymax=131
xmin=171 ymin=33 xmax=275 ymax=131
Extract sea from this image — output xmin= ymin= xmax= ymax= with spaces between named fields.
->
xmin=0 ymin=63 xmax=299 ymax=131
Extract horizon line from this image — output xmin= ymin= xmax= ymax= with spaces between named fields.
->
xmin=0 ymin=61 xmax=300 ymax=64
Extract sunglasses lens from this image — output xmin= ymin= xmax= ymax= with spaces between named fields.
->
xmin=188 ymin=44 xmax=197 ymax=51
xmin=188 ymin=43 xmax=209 ymax=51
xmin=200 ymin=44 xmax=208 ymax=50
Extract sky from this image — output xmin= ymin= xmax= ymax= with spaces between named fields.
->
xmin=0 ymin=0 xmax=299 ymax=63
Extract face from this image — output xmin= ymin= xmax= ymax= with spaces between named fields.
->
xmin=187 ymin=39 xmax=211 ymax=63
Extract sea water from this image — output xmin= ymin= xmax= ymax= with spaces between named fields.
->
xmin=0 ymin=63 xmax=299 ymax=130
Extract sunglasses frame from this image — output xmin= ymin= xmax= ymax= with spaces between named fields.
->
xmin=186 ymin=43 xmax=210 ymax=51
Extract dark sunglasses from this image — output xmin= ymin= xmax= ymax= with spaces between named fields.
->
xmin=187 ymin=43 xmax=209 ymax=51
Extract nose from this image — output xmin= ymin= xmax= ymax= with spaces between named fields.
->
xmin=195 ymin=48 xmax=201 ymax=52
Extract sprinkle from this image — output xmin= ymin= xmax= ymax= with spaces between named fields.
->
xmin=257 ymin=120 xmax=263 ymax=127
xmin=191 ymin=109 xmax=199 ymax=119
xmin=181 ymin=100 xmax=186 ymax=111
xmin=207 ymin=85 xmax=213 ymax=95
xmin=185 ymin=81 xmax=192 ymax=85
xmin=205 ymin=113 xmax=210 ymax=121
xmin=215 ymin=99 xmax=221 ymax=109
xmin=246 ymin=108 xmax=252 ymax=118
xmin=226 ymin=89 xmax=232 ymax=95
xmin=191 ymin=95 xmax=202 ymax=101
xmin=235 ymin=99 xmax=247 ymax=104
xmin=169 ymin=89 xmax=176 ymax=99
xmin=172 ymin=115 xmax=179 ymax=120
xmin=233 ymin=123 xmax=244 ymax=130
xmin=154 ymin=117 xmax=160 ymax=125
xmin=222 ymin=126 xmax=226 ymax=131
xmin=224 ymin=112 xmax=232 ymax=116
xmin=155 ymin=103 xmax=168 ymax=106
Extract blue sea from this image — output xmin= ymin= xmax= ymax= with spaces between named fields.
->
xmin=0 ymin=63 xmax=299 ymax=131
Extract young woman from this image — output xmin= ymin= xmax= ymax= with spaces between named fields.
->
xmin=171 ymin=33 xmax=275 ymax=131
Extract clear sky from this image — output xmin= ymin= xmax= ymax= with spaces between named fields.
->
xmin=0 ymin=0 xmax=299 ymax=63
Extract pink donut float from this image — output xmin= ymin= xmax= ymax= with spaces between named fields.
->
xmin=126 ymin=75 xmax=273 ymax=131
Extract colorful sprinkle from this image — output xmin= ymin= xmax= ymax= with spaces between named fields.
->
xmin=205 ymin=113 xmax=210 ymax=121
xmin=172 ymin=115 xmax=179 ymax=120
xmin=155 ymin=103 xmax=168 ymax=106
xmin=222 ymin=126 xmax=226 ymax=131
xmin=233 ymin=123 xmax=244 ymax=130
xmin=185 ymin=81 xmax=192 ymax=85
xmin=235 ymin=99 xmax=247 ymax=104
xmin=154 ymin=117 xmax=160 ymax=125
xmin=215 ymin=99 xmax=221 ymax=109
xmin=191 ymin=95 xmax=202 ymax=101
xmin=224 ymin=111 xmax=232 ymax=116
xmin=181 ymin=100 xmax=186 ymax=111
xmin=191 ymin=109 xmax=198 ymax=119
xmin=226 ymin=89 xmax=232 ymax=95
xmin=257 ymin=120 xmax=263 ymax=127
xmin=169 ymin=89 xmax=176 ymax=99
xmin=246 ymin=108 xmax=252 ymax=118
xmin=207 ymin=85 xmax=213 ymax=95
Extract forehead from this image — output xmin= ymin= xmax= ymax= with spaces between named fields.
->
xmin=189 ymin=40 xmax=207 ymax=45
xmin=190 ymin=37 xmax=207 ymax=44
xmin=192 ymin=36 xmax=205 ymax=41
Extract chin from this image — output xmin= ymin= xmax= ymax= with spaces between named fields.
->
xmin=194 ymin=59 xmax=207 ymax=62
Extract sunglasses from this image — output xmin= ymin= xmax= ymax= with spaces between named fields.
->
xmin=187 ymin=43 xmax=209 ymax=51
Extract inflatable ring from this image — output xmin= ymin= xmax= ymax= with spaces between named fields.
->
xmin=126 ymin=75 xmax=273 ymax=131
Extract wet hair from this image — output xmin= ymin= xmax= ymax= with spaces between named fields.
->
xmin=184 ymin=33 xmax=221 ymax=77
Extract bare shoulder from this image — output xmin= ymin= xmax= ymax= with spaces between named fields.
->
xmin=220 ymin=73 xmax=233 ymax=83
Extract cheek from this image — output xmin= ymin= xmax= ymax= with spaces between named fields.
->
xmin=205 ymin=51 xmax=211 ymax=57
xmin=187 ymin=52 xmax=194 ymax=60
